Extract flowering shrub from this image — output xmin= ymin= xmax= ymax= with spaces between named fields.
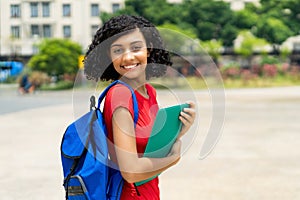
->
xmin=221 ymin=64 xmax=240 ymax=79
xmin=289 ymin=65 xmax=300 ymax=80
xmin=251 ymin=64 xmax=262 ymax=76
xmin=241 ymin=69 xmax=258 ymax=81
xmin=218 ymin=57 xmax=300 ymax=87
xmin=278 ymin=63 xmax=290 ymax=76
xmin=262 ymin=64 xmax=278 ymax=78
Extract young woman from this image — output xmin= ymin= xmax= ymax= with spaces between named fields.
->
xmin=84 ymin=15 xmax=196 ymax=200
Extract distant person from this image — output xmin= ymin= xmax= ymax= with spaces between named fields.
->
xmin=18 ymin=74 xmax=35 ymax=94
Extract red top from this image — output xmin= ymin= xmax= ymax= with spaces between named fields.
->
xmin=103 ymin=83 xmax=160 ymax=200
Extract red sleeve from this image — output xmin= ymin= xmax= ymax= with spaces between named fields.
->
xmin=103 ymin=84 xmax=135 ymax=149
xmin=104 ymin=84 xmax=135 ymax=121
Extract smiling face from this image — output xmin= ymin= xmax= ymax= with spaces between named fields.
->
xmin=110 ymin=29 xmax=149 ymax=83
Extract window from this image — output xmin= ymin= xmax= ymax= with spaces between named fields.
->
xmin=11 ymin=4 xmax=21 ymax=18
xmin=63 ymin=4 xmax=71 ymax=17
xmin=63 ymin=25 xmax=71 ymax=38
xmin=43 ymin=25 xmax=51 ymax=38
xmin=11 ymin=26 xmax=21 ymax=38
xmin=112 ymin=3 xmax=120 ymax=13
xmin=31 ymin=25 xmax=39 ymax=37
xmin=42 ymin=2 xmax=50 ymax=17
xmin=91 ymin=4 xmax=99 ymax=17
xmin=91 ymin=25 xmax=98 ymax=37
xmin=30 ymin=2 xmax=39 ymax=17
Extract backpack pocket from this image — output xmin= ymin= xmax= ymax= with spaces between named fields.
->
xmin=66 ymin=175 xmax=89 ymax=200
xmin=107 ymin=168 xmax=123 ymax=199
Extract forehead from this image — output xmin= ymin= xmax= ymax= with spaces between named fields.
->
xmin=111 ymin=29 xmax=146 ymax=46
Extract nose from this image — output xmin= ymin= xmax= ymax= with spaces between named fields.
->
xmin=123 ymin=50 xmax=134 ymax=61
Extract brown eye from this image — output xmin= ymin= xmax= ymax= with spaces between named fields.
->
xmin=131 ymin=45 xmax=142 ymax=52
xmin=112 ymin=48 xmax=124 ymax=55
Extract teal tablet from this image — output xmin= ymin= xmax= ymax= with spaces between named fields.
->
xmin=135 ymin=103 xmax=190 ymax=186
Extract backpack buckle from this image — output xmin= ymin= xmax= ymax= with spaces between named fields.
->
xmin=90 ymin=96 xmax=96 ymax=111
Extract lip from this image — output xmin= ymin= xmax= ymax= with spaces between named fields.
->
xmin=122 ymin=64 xmax=139 ymax=70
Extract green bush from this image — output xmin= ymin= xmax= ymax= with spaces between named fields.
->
xmin=27 ymin=38 xmax=82 ymax=77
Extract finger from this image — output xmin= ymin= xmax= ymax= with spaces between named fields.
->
xmin=183 ymin=108 xmax=196 ymax=117
xmin=185 ymin=101 xmax=196 ymax=109
xmin=180 ymin=111 xmax=191 ymax=121
xmin=180 ymin=111 xmax=195 ymax=123
xmin=179 ymin=115 xmax=191 ymax=127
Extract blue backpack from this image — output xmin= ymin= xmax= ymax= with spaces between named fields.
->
xmin=60 ymin=80 xmax=139 ymax=200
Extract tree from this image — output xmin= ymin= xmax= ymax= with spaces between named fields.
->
xmin=232 ymin=10 xmax=259 ymax=30
xmin=158 ymin=23 xmax=198 ymax=55
xmin=245 ymin=0 xmax=296 ymax=52
xmin=100 ymin=0 xmax=300 ymax=51
xmin=201 ymin=39 xmax=223 ymax=64
xmin=234 ymin=30 xmax=269 ymax=69
xmin=254 ymin=17 xmax=293 ymax=53
xmin=234 ymin=30 xmax=269 ymax=58
xmin=181 ymin=0 xmax=237 ymax=46
xmin=28 ymin=39 xmax=82 ymax=76
xmin=101 ymin=0 xmax=182 ymax=25
xmin=280 ymin=0 xmax=300 ymax=35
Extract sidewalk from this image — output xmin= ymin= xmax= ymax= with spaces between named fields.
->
xmin=0 ymin=86 xmax=300 ymax=199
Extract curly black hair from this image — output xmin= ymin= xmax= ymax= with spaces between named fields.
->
xmin=84 ymin=15 xmax=172 ymax=82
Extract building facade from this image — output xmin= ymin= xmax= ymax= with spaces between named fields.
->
xmin=0 ymin=0 xmax=124 ymax=59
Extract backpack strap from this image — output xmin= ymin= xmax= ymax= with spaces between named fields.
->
xmin=97 ymin=80 xmax=139 ymax=124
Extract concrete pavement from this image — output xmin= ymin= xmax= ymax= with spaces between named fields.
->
xmin=0 ymin=85 xmax=300 ymax=199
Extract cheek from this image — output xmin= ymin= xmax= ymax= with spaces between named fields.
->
xmin=111 ymin=56 xmax=121 ymax=67
xmin=111 ymin=59 xmax=122 ymax=74
xmin=137 ymin=51 xmax=148 ymax=63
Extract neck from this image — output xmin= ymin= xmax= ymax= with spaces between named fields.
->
xmin=119 ymin=77 xmax=148 ymax=97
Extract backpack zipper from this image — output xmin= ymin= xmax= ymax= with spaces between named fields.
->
xmin=116 ymin=178 xmax=123 ymax=197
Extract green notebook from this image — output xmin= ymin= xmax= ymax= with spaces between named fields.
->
xmin=135 ymin=103 xmax=189 ymax=186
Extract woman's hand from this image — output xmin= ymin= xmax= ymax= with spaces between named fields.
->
xmin=178 ymin=101 xmax=196 ymax=139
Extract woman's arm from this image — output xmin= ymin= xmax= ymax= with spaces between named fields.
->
xmin=112 ymin=107 xmax=181 ymax=183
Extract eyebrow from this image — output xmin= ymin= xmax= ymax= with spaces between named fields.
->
xmin=111 ymin=41 xmax=144 ymax=48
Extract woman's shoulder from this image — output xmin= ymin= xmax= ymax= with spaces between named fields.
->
xmin=104 ymin=83 xmax=135 ymax=117
xmin=105 ymin=83 xmax=133 ymax=106
xmin=106 ymin=83 xmax=132 ymax=97
xmin=105 ymin=82 xmax=156 ymax=101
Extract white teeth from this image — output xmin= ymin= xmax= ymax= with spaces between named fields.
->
xmin=123 ymin=64 xmax=137 ymax=69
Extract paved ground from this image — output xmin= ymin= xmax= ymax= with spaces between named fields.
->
xmin=0 ymin=84 xmax=299 ymax=200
